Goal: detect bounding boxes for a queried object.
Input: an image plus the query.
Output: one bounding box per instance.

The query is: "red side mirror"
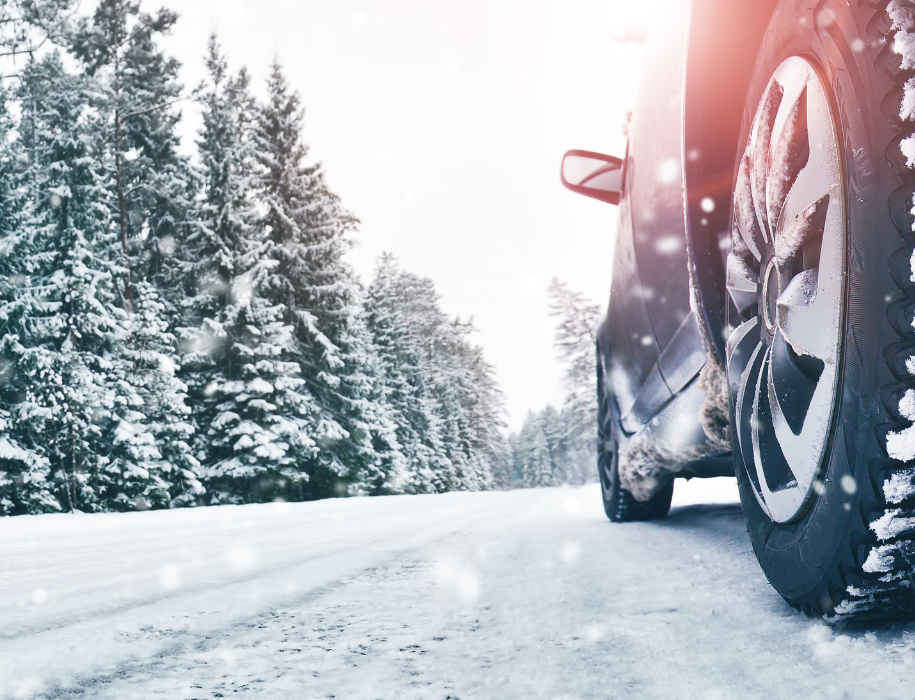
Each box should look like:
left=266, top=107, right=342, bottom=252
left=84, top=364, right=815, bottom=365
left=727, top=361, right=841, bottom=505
left=560, top=150, right=623, bottom=205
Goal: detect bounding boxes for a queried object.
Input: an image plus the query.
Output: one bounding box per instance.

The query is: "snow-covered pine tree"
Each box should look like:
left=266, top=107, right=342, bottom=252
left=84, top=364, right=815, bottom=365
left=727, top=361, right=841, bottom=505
left=0, top=0, right=73, bottom=69
left=366, top=256, right=455, bottom=493
left=428, top=319, right=474, bottom=489
left=331, top=298, right=408, bottom=497
left=508, top=402, right=596, bottom=488
left=0, top=51, right=159, bottom=512
left=542, top=404, right=571, bottom=483
left=558, top=404, right=593, bottom=485
left=0, top=0, right=85, bottom=515
left=119, top=281, right=203, bottom=507
left=252, top=59, right=400, bottom=499
left=365, top=254, right=506, bottom=493
left=181, top=38, right=316, bottom=503
left=443, top=328, right=505, bottom=491
left=69, top=1, right=201, bottom=509
left=515, top=410, right=555, bottom=488
left=548, top=278, right=600, bottom=483
left=72, top=0, right=195, bottom=304
left=0, top=71, right=59, bottom=514
left=499, top=432, right=522, bottom=489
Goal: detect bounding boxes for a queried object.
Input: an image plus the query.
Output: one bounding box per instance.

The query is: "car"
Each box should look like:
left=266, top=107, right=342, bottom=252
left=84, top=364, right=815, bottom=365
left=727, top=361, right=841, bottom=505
left=561, top=0, right=915, bottom=620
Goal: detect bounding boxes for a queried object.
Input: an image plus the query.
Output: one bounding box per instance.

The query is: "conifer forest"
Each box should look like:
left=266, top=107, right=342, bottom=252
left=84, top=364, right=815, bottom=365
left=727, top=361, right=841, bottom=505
left=0, top=0, right=596, bottom=516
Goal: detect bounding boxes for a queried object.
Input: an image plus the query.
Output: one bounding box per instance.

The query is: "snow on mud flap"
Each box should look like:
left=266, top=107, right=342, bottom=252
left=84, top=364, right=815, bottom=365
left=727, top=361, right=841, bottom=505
left=725, top=0, right=915, bottom=620
left=597, top=351, right=674, bottom=522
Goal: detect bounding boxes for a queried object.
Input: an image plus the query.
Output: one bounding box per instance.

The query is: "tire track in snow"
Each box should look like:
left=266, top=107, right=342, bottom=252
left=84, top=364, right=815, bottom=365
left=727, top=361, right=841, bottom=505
left=3, top=490, right=539, bottom=699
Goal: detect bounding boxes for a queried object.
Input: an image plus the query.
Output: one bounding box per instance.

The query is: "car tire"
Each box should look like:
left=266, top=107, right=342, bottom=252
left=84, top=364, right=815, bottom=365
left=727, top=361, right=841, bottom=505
left=597, top=353, right=673, bottom=522
left=725, top=0, right=915, bottom=619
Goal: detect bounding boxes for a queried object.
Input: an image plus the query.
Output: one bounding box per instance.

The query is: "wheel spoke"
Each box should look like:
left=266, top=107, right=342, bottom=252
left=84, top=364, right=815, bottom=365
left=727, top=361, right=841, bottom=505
left=734, top=153, right=764, bottom=260
left=774, top=163, right=837, bottom=250
left=773, top=76, right=841, bottom=241
left=766, top=86, right=810, bottom=232
left=768, top=329, right=822, bottom=435
left=728, top=316, right=764, bottom=494
left=767, top=354, right=835, bottom=492
left=750, top=81, right=784, bottom=243
left=752, top=349, right=796, bottom=493
left=773, top=193, right=830, bottom=267
left=726, top=316, right=761, bottom=395
left=726, top=252, right=758, bottom=315
left=736, top=338, right=766, bottom=496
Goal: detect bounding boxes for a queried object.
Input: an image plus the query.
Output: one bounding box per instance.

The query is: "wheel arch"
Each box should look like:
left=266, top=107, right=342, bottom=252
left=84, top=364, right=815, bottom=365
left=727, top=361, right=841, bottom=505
left=682, top=0, right=779, bottom=364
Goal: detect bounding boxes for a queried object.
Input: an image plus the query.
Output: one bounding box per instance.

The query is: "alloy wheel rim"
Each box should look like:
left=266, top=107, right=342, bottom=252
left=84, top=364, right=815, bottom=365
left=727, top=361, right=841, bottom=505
left=725, top=56, right=845, bottom=524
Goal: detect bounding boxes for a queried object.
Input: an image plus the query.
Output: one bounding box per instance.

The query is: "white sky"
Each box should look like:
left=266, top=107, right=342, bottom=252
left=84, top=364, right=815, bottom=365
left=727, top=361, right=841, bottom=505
left=160, top=0, right=653, bottom=431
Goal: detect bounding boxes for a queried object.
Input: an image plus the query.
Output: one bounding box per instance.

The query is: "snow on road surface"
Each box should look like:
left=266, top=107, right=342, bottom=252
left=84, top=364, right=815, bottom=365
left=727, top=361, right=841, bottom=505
left=4, top=481, right=915, bottom=699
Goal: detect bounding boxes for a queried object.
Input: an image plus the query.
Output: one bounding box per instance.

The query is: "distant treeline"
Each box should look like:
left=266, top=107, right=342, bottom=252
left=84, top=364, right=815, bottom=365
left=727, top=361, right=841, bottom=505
left=504, top=281, right=599, bottom=489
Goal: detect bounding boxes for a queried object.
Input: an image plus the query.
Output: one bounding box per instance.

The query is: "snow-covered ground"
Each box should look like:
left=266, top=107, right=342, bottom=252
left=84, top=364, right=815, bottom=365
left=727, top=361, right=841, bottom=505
left=4, top=480, right=915, bottom=699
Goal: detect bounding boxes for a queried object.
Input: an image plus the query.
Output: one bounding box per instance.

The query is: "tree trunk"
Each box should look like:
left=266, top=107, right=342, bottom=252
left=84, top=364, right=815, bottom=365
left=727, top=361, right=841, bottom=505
left=69, top=423, right=77, bottom=513
left=113, top=50, right=133, bottom=315
left=115, top=105, right=133, bottom=314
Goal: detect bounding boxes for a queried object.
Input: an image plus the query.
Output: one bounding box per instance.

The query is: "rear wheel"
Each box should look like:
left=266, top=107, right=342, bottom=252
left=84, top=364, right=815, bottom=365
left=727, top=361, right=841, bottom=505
left=597, top=354, right=673, bottom=522
left=725, top=0, right=915, bottom=619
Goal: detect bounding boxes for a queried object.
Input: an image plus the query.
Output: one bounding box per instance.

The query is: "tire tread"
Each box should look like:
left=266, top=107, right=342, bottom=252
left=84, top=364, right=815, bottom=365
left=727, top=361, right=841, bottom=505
left=827, top=0, right=915, bottom=620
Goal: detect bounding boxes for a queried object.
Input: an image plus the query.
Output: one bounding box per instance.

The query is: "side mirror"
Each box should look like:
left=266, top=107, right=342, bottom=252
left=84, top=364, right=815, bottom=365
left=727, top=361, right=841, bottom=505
left=560, top=150, right=623, bottom=205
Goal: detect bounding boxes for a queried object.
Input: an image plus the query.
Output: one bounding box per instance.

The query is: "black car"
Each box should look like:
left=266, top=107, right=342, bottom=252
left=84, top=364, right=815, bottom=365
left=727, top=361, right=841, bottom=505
left=562, top=0, right=915, bottom=620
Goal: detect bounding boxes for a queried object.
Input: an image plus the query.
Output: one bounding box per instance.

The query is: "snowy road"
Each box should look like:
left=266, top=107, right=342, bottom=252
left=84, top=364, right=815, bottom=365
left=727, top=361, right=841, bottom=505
left=4, top=483, right=915, bottom=699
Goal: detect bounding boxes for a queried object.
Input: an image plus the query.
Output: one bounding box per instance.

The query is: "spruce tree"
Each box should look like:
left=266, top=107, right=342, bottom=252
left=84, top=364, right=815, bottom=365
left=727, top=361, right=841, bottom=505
left=0, top=52, right=158, bottom=512
left=365, top=255, right=505, bottom=493
left=62, top=1, right=199, bottom=509
left=548, top=278, right=600, bottom=440
left=72, top=0, right=194, bottom=306
left=331, top=298, right=408, bottom=496
left=182, top=39, right=315, bottom=503
left=0, top=0, right=82, bottom=515
left=119, top=281, right=203, bottom=507
left=253, top=59, right=394, bottom=499
left=548, top=278, right=600, bottom=484
left=366, top=256, right=454, bottom=493
left=516, top=411, right=555, bottom=488
left=0, top=0, right=73, bottom=67
left=0, top=74, right=58, bottom=514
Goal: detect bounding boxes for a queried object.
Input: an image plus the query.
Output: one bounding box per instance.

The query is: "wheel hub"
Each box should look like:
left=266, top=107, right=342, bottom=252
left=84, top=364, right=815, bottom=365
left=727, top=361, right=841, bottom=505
left=725, top=56, right=845, bottom=524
